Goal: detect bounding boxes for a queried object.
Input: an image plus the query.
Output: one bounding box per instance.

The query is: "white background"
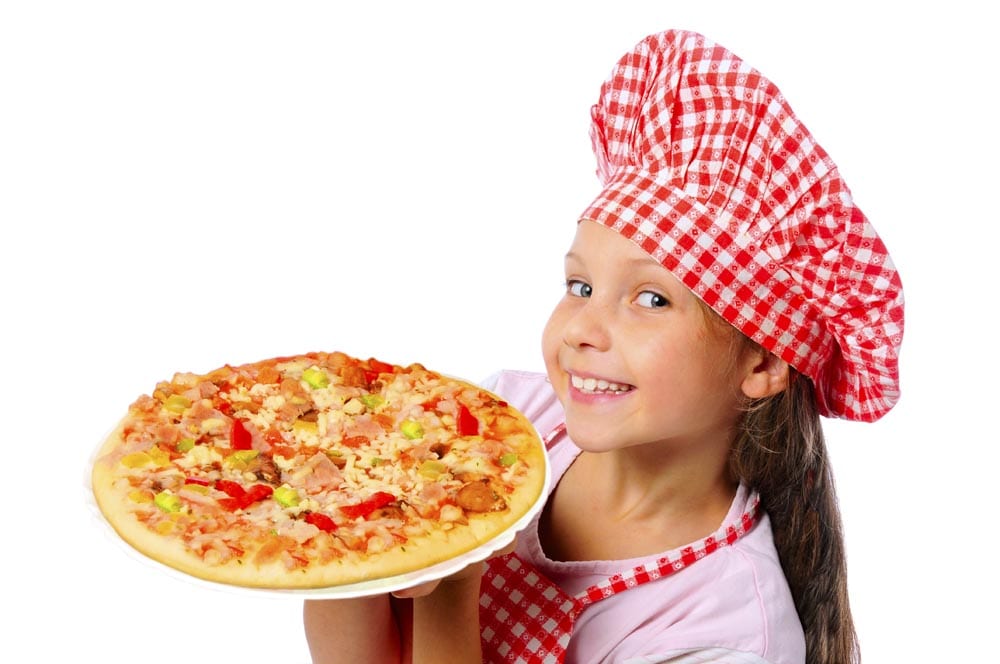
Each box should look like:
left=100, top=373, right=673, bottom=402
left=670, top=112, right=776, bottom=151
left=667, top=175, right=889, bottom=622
left=1, top=1, right=995, bottom=661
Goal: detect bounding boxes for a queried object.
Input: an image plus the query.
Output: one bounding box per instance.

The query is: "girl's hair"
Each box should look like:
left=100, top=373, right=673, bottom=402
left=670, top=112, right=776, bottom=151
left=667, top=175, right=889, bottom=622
left=730, top=369, right=860, bottom=664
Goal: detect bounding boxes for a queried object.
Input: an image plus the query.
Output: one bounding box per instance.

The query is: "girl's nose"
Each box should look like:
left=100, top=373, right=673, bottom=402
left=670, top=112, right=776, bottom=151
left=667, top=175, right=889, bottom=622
left=562, top=299, right=612, bottom=352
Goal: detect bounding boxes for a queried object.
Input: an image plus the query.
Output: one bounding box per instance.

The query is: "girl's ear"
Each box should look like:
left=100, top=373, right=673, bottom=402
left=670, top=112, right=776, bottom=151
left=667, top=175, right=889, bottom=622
left=740, top=349, right=789, bottom=399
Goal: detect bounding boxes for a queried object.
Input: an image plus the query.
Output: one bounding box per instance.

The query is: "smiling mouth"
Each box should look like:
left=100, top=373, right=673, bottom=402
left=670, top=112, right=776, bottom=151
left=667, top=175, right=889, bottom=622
left=570, top=375, right=634, bottom=394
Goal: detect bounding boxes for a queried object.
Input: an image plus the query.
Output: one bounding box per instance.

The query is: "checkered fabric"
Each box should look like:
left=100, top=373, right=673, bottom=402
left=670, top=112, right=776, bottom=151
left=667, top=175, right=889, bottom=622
left=581, top=30, right=904, bottom=421
left=478, top=494, right=760, bottom=663
left=480, top=553, right=584, bottom=663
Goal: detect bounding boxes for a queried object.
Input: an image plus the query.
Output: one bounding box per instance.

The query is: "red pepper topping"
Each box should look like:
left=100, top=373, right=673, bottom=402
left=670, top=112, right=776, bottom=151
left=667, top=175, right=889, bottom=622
left=230, top=418, right=253, bottom=450
left=215, top=480, right=274, bottom=511
left=217, top=498, right=243, bottom=511
left=367, top=358, right=394, bottom=375
left=244, top=484, right=274, bottom=504
left=339, top=491, right=396, bottom=520
left=304, top=512, right=337, bottom=532
left=456, top=404, right=479, bottom=436
left=184, top=476, right=212, bottom=486
left=215, top=479, right=246, bottom=499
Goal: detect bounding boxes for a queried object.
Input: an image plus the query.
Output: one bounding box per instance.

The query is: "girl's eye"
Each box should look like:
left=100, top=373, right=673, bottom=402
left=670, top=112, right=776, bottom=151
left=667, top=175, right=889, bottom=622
left=636, top=291, right=669, bottom=308
left=566, top=280, right=592, bottom=298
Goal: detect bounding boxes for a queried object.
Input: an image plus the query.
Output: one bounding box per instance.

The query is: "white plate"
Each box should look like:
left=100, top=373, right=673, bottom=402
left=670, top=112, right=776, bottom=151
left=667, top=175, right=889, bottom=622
left=85, top=428, right=551, bottom=599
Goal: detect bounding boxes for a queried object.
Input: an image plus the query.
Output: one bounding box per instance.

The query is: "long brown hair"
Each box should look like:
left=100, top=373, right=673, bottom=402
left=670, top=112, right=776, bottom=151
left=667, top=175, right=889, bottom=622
left=730, top=369, right=859, bottom=664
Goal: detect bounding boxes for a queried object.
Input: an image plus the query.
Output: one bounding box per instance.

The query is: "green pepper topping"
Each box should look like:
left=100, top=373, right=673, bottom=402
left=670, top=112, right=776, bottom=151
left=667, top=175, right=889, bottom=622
left=301, top=367, right=329, bottom=389
left=400, top=420, right=423, bottom=440
left=273, top=486, right=300, bottom=507
left=227, top=449, right=259, bottom=463
left=360, top=394, right=385, bottom=409
left=224, top=449, right=259, bottom=471
left=499, top=452, right=518, bottom=467
left=154, top=491, right=182, bottom=513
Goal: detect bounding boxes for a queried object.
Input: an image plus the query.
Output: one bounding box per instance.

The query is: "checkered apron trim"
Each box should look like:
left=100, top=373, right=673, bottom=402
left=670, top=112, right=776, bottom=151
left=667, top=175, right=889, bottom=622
left=478, top=423, right=760, bottom=663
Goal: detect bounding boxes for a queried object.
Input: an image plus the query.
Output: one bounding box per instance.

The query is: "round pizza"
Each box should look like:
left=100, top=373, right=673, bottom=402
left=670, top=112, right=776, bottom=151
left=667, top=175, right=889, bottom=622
left=90, top=351, right=547, bottom=590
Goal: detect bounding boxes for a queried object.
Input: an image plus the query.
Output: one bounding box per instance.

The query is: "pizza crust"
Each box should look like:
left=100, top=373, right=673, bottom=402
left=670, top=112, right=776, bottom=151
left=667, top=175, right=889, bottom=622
left=93, top=466, right=479, bottom=588
left=89, top=356, right=548, bottom=592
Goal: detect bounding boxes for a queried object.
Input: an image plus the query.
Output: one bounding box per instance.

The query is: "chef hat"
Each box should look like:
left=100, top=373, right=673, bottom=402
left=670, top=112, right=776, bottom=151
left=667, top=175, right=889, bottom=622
left=581, top=30, right=904, bottom=422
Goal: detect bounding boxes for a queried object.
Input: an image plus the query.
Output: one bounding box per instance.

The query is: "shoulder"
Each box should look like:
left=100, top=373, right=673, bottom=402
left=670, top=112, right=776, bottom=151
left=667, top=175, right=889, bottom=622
left=575, top=493, right=804, bottom=663
left=710, top=518, right=804, bottom=646
left=638, top=512, right=805, bottom=663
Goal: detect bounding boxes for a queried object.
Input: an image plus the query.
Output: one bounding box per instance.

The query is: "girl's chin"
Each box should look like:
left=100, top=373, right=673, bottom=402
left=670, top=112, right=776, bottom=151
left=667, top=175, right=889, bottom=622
left=562, top=418, right=632, bottom=454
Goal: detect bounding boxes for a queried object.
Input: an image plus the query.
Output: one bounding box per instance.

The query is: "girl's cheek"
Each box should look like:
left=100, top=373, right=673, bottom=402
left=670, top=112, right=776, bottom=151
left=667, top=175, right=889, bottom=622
left=540, top=306, right=566, bottom=373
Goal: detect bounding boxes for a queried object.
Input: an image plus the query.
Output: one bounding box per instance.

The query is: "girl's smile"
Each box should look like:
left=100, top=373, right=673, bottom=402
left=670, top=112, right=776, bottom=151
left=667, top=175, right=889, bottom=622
left=568, top=373, right=634, bottom=395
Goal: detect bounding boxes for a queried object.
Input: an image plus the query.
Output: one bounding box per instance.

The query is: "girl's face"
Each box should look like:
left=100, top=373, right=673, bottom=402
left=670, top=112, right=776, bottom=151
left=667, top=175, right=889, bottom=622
left=542, top=221, right=750, bottom=455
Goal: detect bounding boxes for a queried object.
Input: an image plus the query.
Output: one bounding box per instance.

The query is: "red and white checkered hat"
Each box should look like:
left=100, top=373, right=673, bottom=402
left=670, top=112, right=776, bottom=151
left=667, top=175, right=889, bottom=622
left=581, top=30, right=904, bottom=422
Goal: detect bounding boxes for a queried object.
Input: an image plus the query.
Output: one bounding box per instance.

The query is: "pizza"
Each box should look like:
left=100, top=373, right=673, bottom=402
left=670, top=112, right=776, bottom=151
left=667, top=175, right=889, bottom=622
left=90, top=351, right=547, bottom=590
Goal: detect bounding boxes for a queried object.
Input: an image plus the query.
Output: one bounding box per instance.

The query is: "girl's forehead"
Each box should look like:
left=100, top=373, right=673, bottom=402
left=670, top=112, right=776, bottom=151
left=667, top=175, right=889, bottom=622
left=569, top=221, right=659, bottom=266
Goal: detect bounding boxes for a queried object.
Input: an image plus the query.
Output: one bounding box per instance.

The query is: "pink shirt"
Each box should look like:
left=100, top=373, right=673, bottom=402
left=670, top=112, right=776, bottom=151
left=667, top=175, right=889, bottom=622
left=487, top=370, right=806, bottom=664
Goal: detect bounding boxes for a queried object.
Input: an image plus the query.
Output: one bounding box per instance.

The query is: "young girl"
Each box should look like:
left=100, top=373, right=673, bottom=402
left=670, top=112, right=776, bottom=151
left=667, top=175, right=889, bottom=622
left=303, top=29, right=903, bottom=664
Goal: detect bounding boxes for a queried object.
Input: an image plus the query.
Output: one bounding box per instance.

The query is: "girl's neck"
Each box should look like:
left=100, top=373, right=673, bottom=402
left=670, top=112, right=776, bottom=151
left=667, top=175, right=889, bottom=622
left=578, top=442, right=735, bottom=524
left=540, top=439, right=737, bottom=562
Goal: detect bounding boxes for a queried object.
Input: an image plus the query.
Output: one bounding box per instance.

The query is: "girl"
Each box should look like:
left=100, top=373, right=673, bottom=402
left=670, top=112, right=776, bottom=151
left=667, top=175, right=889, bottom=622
left=303, top=29, right=904, bottom=664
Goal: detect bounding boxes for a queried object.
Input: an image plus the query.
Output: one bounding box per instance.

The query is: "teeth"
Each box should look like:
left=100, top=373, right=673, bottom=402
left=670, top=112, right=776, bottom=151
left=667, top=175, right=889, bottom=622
left=571, top=375, right=631, bottom=394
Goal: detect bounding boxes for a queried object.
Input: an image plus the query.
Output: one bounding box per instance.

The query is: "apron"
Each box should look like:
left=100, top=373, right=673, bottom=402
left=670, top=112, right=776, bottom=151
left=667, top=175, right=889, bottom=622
left=478, top=423, right=760, bottom=664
